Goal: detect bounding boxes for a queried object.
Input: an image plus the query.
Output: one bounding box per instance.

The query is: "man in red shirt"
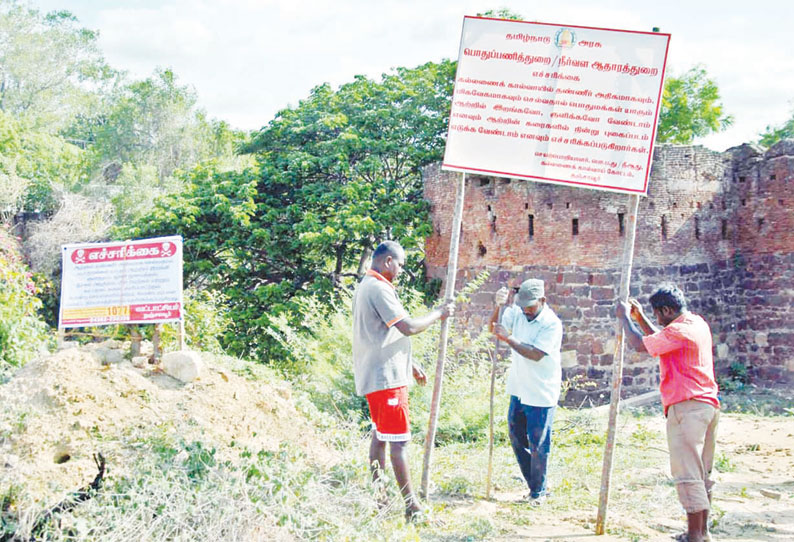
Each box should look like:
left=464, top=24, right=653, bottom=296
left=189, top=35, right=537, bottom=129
left=616, top=284, right=719, bottom=542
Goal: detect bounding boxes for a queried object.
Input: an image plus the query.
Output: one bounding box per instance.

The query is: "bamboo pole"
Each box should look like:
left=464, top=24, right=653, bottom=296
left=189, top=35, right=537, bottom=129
left=421, top=172, right=466, bottom=500
left=595, top=193, right=640, bottom=534
left=485, top=302, right=506, bottom=499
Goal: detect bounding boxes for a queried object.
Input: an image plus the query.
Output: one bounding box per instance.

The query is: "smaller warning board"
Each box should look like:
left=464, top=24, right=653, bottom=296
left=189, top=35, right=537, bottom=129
left=59, top=236, right=183, bottom=328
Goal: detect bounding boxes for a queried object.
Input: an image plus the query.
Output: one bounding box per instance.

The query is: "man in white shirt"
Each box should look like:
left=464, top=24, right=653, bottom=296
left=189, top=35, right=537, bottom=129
left=490, top=278, right=563, bottom=505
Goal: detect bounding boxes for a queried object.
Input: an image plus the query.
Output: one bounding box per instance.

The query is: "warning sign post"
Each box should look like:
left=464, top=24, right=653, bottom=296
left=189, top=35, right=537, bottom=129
left=423, top=18, right=670, bottom=536
left=442, top=17, right=669, bottom=194
left=59, top=236, right=183, bottom=328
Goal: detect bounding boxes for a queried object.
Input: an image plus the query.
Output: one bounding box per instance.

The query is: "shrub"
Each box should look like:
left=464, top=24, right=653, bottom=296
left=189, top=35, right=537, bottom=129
left=160, top=288, right=232, bottom=354
left=0, top=226, right=51, bottom=370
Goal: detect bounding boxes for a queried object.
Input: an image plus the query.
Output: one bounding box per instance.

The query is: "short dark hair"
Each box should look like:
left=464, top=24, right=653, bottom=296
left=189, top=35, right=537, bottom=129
left=649, top=283, right=687, bottom=312
left=372, top=241, right=403, bottom=262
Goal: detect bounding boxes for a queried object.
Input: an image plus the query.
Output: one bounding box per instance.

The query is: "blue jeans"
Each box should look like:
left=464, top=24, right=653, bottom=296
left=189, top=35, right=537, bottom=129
left=508, top=395, right=555, bottom=498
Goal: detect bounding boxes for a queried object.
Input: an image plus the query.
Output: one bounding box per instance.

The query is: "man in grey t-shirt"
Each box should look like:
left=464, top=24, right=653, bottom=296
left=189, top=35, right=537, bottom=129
left=352, top=240, right=453, bottom=522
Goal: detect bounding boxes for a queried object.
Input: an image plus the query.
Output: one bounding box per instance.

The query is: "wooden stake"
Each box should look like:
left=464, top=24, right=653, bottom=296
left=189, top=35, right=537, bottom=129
left=421, top=172, right=466, bottom=499
left=485, top=303, right=505, bottom=499
left=151, top=323, right=162, bottom=362
left=595, top=193, right=640, bottom=534
left=178, top=318, right=186, bottom=351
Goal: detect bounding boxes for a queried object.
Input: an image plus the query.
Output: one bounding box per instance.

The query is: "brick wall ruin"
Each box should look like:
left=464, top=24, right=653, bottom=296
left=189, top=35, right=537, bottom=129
left=423, top=141, right=794, bottom=402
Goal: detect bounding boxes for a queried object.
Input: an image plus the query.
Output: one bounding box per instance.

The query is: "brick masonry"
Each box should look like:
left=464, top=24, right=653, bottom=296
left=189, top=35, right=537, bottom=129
left=423, top=141, right=794, bottom=402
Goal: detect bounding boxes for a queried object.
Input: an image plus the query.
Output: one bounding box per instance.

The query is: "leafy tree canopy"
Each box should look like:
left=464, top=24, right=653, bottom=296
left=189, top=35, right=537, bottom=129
left=0, top=0, right=117, bottom=131
left=758, top=106, right=794, bottom=147
left=477, top=8, right=524, bottom=20
left=657, top=65, right=733, bottom=144
left=63, top=68, right=252, bottom=223
left=124, top=61, right=455, bottom=361
left=0, top=110, right=82, bottom=217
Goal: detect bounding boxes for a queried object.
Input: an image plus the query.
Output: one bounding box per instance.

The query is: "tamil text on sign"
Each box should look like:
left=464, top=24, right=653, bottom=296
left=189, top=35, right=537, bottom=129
left=442, top=17, right=670, bottom=194
left=59, top=236, right=183, bottom=328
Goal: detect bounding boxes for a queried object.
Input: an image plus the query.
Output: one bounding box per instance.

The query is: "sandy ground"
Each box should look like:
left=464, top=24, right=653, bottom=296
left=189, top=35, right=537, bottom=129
left=441, top=412, right=794, bottom=541
left=1, top=344, right=791, bottom=541
left=0, top=342, right=331, bottom=504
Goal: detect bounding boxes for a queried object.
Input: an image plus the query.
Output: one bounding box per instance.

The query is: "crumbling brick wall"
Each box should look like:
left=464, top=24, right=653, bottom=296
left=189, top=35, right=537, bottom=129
left=424, top=141, right=794, bottom=402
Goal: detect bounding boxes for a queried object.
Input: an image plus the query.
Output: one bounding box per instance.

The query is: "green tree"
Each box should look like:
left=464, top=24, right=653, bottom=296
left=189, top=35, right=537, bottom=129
left=66, top=68, right=252, bottom=222
left=758, top=107, right=794, bottom=147
left=243, top=60, right=454, bottom=291
left=0, top=110, right=82, bottom=218
left=124, top=60, right=455, bottom=361
left=0, top=1, right=116, bottom=131
left=477, top=8, right=524, bottom=20
left=656, top=65, right=733, bottom=143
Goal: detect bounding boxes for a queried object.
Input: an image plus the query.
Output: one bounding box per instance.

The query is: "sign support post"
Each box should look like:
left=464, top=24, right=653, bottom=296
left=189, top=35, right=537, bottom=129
left=421, top=172, right=466, bottom=500
left=595, top=192, right=640, bottom=534
left=433, top=16, right=668, bottom=515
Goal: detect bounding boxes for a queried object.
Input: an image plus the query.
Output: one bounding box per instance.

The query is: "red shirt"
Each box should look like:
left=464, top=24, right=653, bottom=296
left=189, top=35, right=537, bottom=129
left=642, top=312, right=720, bottom=415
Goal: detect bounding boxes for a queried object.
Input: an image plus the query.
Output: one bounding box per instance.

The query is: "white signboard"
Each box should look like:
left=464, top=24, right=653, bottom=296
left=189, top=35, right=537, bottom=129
left=59, top=236, right=183, bottom=328
left=443, top=17, right=670, bottom=194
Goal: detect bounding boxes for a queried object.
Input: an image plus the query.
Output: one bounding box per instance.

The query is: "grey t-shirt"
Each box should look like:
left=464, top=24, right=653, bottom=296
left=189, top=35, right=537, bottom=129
left=352, top=271, right=412, bottom=396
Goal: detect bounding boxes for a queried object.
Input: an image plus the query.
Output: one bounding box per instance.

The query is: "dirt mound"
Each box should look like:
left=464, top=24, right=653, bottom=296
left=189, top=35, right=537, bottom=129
left=0, top=342, right=330, bottom=503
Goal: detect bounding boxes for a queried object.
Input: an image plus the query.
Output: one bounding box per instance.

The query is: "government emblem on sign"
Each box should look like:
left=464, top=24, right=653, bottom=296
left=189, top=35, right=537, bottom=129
left=555, top=28, right=576, bottom=48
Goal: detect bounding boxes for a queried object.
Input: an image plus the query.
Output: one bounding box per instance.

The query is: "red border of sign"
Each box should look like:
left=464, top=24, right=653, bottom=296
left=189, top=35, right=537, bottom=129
left=442, top=16, right=671, bottom=195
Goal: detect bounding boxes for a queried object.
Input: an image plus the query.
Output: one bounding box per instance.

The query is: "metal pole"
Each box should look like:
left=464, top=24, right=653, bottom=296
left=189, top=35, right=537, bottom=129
left=421, top=172, right=466, bottom=499
left=595, top=193, right=640, bottom=534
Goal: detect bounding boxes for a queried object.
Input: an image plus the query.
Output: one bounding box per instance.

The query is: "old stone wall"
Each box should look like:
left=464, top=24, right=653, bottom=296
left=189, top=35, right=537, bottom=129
left=423, top=141, right=794, bottom=401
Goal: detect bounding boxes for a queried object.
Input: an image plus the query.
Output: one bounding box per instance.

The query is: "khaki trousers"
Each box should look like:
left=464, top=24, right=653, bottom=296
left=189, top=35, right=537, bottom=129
left=666, top=400, right=719, bottom=513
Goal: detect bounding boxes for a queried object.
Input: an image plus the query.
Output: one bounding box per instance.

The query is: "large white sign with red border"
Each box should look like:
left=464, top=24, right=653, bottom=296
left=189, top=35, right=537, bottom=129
left=443, top=17, right=670, bottom=194
left=59, top=235, right=183, bottom=328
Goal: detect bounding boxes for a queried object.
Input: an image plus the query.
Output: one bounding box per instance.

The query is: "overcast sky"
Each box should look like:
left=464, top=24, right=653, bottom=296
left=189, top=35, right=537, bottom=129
left=30, top=0, right=794, bottom=152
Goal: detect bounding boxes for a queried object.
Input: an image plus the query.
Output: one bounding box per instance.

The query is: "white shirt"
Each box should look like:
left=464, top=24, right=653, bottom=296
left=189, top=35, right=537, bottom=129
left=501, top=303, right=563, bottom=407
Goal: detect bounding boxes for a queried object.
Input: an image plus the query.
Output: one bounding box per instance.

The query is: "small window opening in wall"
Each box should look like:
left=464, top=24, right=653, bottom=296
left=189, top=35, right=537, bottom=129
left=709, top=203, right=714, bottom=209
left=566, top=202, right=570, bottom=209
left=618, top=213, right=625, bottom=236
left=721, top=219, right=727, bottom=239
left=672, top=202, right=677, bottom=208
left=547, top=202, right=553, bottom=210
left=741, top=199, right=746, bottom=206
left=661, top=215, right=667, bottom=240
left=572, top=218, right=579, bottom=236
left=524, top=203, right=529, bottom=210
left=694, top=217, right=700, bottom=239
left=770, top=174, right=776, bottom=180
left=757, top=217, right=764, bottom=231
left=739, top=176, right=746, bottom=182
left=479, top=178, right=490, bottom=186
left=528, top=214, right=534, bottom=239
left=478, top=241, right=487, bottom=257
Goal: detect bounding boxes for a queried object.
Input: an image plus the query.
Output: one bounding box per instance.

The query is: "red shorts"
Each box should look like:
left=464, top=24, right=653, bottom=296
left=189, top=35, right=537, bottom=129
left=366, top=386, right=411, bottom=442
